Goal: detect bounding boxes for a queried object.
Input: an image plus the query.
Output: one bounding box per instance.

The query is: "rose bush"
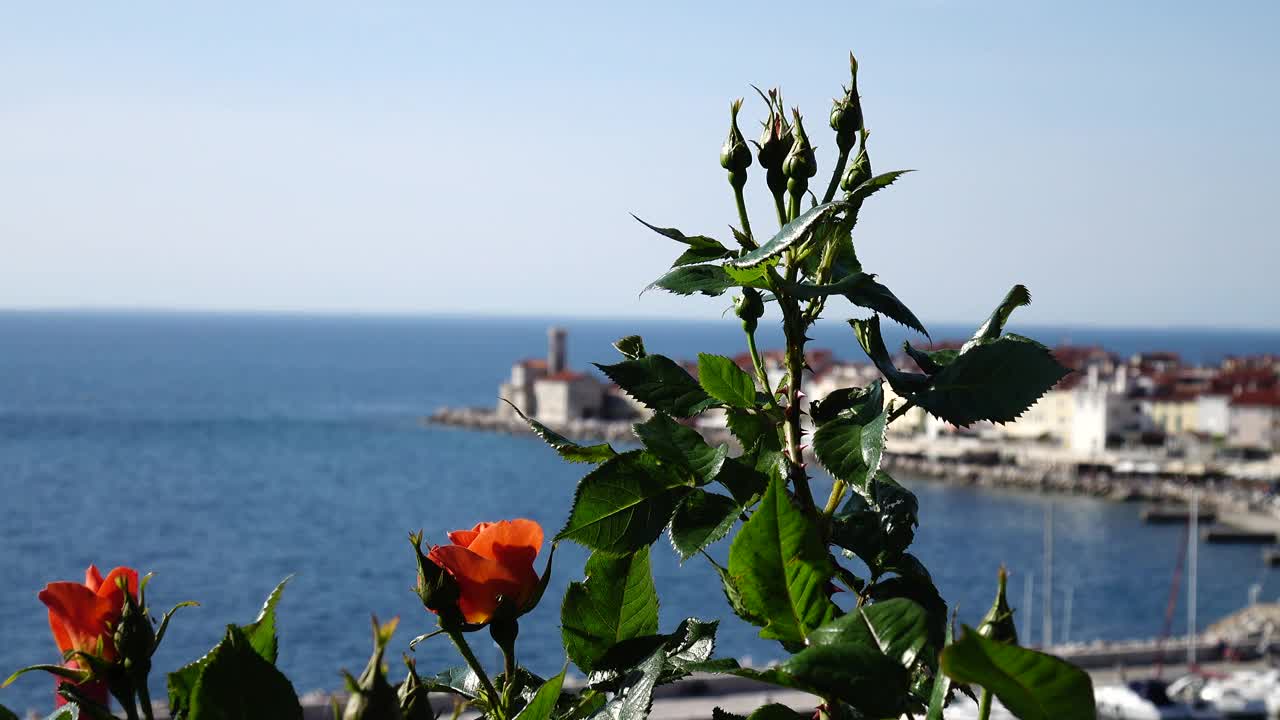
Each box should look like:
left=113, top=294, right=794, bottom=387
left=2, top=53, right=1099, bottom=720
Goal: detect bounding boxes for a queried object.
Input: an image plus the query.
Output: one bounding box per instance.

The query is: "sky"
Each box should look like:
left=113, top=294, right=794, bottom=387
left=1, top=2, right=1277, bottom=329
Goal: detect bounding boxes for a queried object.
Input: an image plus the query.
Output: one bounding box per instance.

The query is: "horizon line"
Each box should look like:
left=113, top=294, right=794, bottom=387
left=1, top=305, right=1278, bottom=335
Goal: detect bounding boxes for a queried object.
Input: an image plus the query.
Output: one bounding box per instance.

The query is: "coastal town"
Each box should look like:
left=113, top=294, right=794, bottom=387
left=432, top=326, right=1280, bottom=489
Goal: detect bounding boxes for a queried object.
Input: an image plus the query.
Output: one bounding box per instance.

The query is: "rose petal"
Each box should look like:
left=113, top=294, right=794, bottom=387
left=38, top=583, right=115, bottom=657
left=447, top=521, right=494, bottom=548
left=83, top=566, right=104, bottom=593
left=467, top=519, right=543, bottom=571
left=428, top=544, right=527, bottom=624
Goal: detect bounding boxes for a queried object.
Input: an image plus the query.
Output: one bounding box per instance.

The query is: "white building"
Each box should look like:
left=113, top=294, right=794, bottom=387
left=496, top=327, right=612, bottom=425
left=1229, top=391, right=1280, bottom=450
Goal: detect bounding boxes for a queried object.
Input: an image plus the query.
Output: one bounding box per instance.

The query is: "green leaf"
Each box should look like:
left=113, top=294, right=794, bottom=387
left=723, top=263, right=774, bottom=290
left=904, top=342, right=958, bottom=375
left=744, top=705, right=811, bottom=720
left=502, top=400, right=617, bottom=464
left=812, top=415, right=865, bottom=483
left=561, top=548, right=660, bottom=673
left=697, top=353, right=758, bottom=409
left=809, top=380, right=882, bottom=426
left=427, top=666, right=486, bottom=700
left=729, top=201, right=847, bottom=269
left=187, top=626, right=302, bottom=720
left=707, top=555, right=767, bottom=628
left=725, top=409, right=776, bottom=451
left=713, top=710, right=747, bottom=720
left=512, top=667, right=567, bottom=720
left=911, top=335, right=1070, bottom=426
left=169, top=578, right=291, bottom=718
left=0, top=704, right=17, bottom=720
left=871, top=554, right=949, bottom=653
left=940, top=627, right=1096, bottom=720
left=727, top=476, right=837, bottom=646
left=807, top=598, right=929, bottom=669
left=595, top=355, right=717, bottom=417
left=716, top=456, right=770, bottom=508
left=844, top=276, right=929, bottom=338
left=689, top=651, right=911, bottom=719
left=613, top=335, right=646, bottom=360
left=847, top=170, right=914, bottom=202
left=926, top=615, right=956, bottom=720
left=597, top=649, right=665, bottom=720
left=41, top=708, right=78, bottom=720
left=633, top=413, right=727, bottom=483
left=673, top=243, right=734, bottom=267
left=556, top=451, right=691, bottom=554
left=631, top=215, right=723, bottom=249
left=669, top=489, right=739, bottom=560
left=850, top=316, right=929, bottom=393
left=647, top=264, right=736, bottom=297
left=963, top=284, right=1032, bottom=352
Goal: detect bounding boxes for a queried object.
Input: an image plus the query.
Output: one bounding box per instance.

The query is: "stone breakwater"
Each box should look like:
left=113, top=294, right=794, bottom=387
left=426, top=407, right=1277, bottom=519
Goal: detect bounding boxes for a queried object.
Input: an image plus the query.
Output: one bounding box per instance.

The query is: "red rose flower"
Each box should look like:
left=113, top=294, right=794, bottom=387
left=427, top=519, right=543, bottom=625
left=38, top=565, right=139, bottom=706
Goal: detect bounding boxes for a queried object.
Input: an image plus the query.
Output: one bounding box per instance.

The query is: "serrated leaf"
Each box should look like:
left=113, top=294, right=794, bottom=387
left=807, top=598, right=929, bottom=669
left=503, top=399, right=617, bottom=463
left=707, top=555, right=767, bottom=628
left=556, top=451, right=691, bottom=554
left=725, top=408, right=776, bottom=451
left=630, top=215, right=721, bottom=247
left=168, top=578, right=290, bottom=718
left=873, top=553, right=948, bottom=654
left=647, top=264, right=736, bottom=297
left=940, top=628, right=1096, bottom=720
left=844, top=275, right=929, bottom=337
left=729, top=202, right=847, bottom=269
left=716, top=456, right=769, bottom=508
left=613, top=335, right=646, bottom=360
left=904, top=343, right=958, bottom=375
left=812, top=414, right=882, bottom=492
left=41, top=708, right=77, bottom=720
left=847, top=169, right=914, bottom=202
left=427, top=666, right=486, bottom=700
left=187, top=626, right=302, bottom=720
left=512, top=666, right=567, bottom=720
left=723, top=263, right=774, bottom=290
left=850, top=316, right=929, bottom=393
left=697, top=353, right=758, bottom=409
left=597, top=649, right=664, bottom=720
left=595, top=356, right=717, bottom=417
left=911, top=335, right=1070, bottom=426
left=669, top=490, right=739, bottom=560
left=727, top=476, right=837, bottom=646
left=673, top=244, right=733, bottom=267
left=561, top=548, right=660, bottom=673
left=633, top=413, right=727, bottom=483
left=810, top=379, right=883, bottom=426
left=963, top=284, right=1032, bottom=352
left=0, top=705, right=17, bottom=720
left=713, top=709, right=747, bottom=720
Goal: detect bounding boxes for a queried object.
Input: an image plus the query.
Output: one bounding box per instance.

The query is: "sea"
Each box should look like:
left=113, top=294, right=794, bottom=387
left=1, top=311, right=1278, bottom=712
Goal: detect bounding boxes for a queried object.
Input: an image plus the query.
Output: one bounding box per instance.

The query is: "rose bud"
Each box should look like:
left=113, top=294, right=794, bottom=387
left=427, top=519, right=544, bottom=626
left=783, top=110, right=817, bottom=206
left=753, top=87, right=793, bottom=200
left=398, top=655, right=432, bottom=720
left=829, top=53, right=864, bottom=153
left=734, top=288, right=765, bottom=333
left=720, top=98, right=752, bottom=189
left=977, top=566, right=1019, bottom=645
left=341, top=616, right=403, bottom=720
left=840, top=130, right=872, bottom=193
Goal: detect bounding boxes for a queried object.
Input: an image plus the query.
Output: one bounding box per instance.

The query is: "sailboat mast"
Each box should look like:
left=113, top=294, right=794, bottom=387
left=1187, top=488, right=1199, bottom=667
left=1044, top=500, right=1054, bottom=647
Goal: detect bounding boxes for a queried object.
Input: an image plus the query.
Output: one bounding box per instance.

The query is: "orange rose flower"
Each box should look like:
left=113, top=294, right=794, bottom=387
left=427, top=519, right=543, bottom=625
left=37, top=565, right=138, bottom=706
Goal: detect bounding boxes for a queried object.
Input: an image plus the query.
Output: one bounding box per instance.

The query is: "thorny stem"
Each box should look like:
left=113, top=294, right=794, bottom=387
left=779, top=252, right=816, bottom=513
left=888, top=399, right=916, bottom=425
left=447, top=631, right=503, bottom=719
left=821, top=147, right=850, bottom=205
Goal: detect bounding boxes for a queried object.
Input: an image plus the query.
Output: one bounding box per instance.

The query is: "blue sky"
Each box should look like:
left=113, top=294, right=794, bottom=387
left=2, top=2, right=1277, bottom=328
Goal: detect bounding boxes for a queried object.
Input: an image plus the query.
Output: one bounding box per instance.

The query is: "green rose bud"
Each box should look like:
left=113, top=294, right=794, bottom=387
left=977, top=566, right=1019, bottom=645
left=830, top=53, right=864, bottom=153
left=720, top=98, right=752, bottom=189
left=753, top=87, right=793, bottom=200
left=397, top=656, right=433, bottom=720
left=342, top=616, right=404, bottom=720
left=782, top=110, right=817, bottom=203
left=113, top=588, right=155, bottom=682
left=840, top=130, right=871, bottom=192
left=734, top=288, right=765, bottom=333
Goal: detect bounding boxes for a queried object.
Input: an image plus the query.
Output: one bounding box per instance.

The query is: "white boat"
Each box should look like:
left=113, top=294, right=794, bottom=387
left=1095, top=679, right=1220, bottom=720
left=1169, top=674, right=1267, bottom=719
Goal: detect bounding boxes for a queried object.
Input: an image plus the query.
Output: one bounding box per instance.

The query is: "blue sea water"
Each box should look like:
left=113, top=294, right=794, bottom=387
left=0, top=311, right=1278, bottom=713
